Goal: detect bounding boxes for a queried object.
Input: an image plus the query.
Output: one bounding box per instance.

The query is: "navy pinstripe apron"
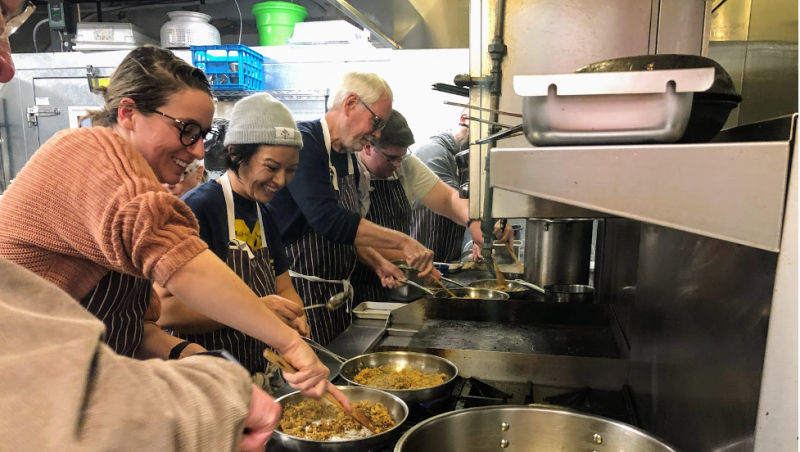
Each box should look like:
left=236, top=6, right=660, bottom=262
left=351, top=177, right=410, bottom=304
left=80, top=271, right=151, bottom=357
left=286, top=119, right=358, bottom=346
left=411, top=207, right=467, bottom=263
left=177, top=173, right=276, bottom=377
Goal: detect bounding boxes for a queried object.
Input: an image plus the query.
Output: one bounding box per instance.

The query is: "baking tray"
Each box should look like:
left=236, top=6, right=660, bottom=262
left=353, top=302, right=407, bottom=320
left=513, top=67, right=715, bottom=145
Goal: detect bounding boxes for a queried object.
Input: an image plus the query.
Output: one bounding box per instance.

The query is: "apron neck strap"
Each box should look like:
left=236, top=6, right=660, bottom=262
left=220, top=172, right=265, bottom=259
left=320, top=116, right=354, bottom=192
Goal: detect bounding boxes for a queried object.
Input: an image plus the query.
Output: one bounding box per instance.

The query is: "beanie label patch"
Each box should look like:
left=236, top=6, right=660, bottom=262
left=275, top=127, right=295, bottom=140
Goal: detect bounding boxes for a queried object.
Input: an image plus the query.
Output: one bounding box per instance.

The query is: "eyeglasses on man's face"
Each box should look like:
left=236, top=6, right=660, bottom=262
left=374, top=146, right=408, bottom=165
left=360, top=99, right=387, bottom=132
left=153, top=109, right=217, bottom=147
left=1, top=1, right=35, bottom=39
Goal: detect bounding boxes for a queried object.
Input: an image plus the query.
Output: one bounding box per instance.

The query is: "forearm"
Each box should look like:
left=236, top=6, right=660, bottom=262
left=372, top=248, right=408, bottom=263
left=135, top=322, right=207, bottom=359
left=357, top=246, right=402, bottom=269
left=165, top=250, right=299, bottom=353
left=422, top=182, right=470, bottom=226
left=157, top=287, right=226, bottom=335
left=354, top=219, right=411, bottom=249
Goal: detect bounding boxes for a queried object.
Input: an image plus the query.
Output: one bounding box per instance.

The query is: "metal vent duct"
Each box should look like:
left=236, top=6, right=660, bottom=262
left=324, top=0, right=469, bottom=49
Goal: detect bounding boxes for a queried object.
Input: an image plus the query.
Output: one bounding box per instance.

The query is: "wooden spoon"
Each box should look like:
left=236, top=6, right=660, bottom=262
left=492, top=251, right=509, bottom=289
left=432, top=276, right=458, bottom=298
left=506, top=243, right=525, bottom=274
left=262, top=349, right=377, bottom=434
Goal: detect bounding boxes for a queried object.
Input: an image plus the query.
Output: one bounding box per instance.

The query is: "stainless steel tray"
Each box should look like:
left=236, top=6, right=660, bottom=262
left=513, top=67, right=715, bottom=145
left=353, top=302, right=406, bottom=320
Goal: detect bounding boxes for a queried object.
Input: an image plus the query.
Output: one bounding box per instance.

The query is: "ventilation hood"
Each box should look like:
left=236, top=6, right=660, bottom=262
left=324, top=0, right=468, bottom=49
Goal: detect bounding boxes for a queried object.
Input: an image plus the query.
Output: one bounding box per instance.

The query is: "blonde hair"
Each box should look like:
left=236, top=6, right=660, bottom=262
left=328, top=72, right=393, bottom=110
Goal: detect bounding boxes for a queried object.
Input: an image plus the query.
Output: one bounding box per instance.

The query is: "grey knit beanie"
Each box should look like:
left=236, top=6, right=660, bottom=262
left=223, top=93, right=303, bottom=149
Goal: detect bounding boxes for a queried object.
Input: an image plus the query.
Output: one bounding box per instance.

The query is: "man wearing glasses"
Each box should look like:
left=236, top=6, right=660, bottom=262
left=350, top=109, right=489, bottom=303
left=268, top=72, right=434, bottom=346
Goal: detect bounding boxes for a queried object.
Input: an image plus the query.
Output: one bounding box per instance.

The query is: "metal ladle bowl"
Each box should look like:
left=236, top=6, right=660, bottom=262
left=303, top=291, right=349, bottom=311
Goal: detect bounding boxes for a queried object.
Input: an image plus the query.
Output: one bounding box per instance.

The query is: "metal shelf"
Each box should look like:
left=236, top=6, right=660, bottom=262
left=490, top=116, right=796, bottom=252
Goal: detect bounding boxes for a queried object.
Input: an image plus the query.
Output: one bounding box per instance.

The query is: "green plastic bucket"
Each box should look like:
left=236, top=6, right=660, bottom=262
left=251, top=1, right=308, bottom=46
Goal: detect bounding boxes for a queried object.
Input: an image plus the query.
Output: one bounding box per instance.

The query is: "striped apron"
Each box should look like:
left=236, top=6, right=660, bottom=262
left=177, top=174, right=276, bottom=378
left=79, top=271, right=151, bottom=357
left=351, top=177, right=410, bottom=304
left=410, top=207, right=467, bottom=263
left=286, top=123, right=359, bottom=346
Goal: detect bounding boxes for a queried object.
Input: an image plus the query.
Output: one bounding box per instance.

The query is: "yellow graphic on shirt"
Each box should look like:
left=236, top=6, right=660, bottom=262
left=234, top=219, right=264, bottom=250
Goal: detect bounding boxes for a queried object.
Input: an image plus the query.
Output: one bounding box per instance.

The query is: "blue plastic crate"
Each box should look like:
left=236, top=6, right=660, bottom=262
left=191, top=44, right=264, bottom=92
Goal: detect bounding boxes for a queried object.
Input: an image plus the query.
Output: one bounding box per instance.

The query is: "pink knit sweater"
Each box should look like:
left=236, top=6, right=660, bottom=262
left=0, top=127, right=208, bottom=300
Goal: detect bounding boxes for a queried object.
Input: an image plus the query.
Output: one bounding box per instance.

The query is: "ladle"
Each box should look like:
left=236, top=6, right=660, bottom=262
left=397, top=279, right=436, bottom=297
left=303, top=292, right=348, bottom=311
left=302, top=337, right=347, bottom=364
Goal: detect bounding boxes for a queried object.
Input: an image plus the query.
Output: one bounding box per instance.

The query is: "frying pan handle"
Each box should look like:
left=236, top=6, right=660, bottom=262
left=302, top=337, right=348, bottom=364
left=514, top=279, right=546, bottom=293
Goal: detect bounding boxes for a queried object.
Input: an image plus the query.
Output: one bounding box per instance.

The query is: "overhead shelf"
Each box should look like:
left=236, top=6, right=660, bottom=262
left=490, top=116, right=796, bottom=252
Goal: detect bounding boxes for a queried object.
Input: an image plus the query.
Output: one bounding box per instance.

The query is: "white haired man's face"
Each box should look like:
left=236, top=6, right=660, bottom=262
left=338, top=91, right=391, bottom=154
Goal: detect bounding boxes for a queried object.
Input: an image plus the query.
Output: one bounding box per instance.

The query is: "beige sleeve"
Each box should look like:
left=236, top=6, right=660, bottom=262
left=0, top=257, right=251, bottom=452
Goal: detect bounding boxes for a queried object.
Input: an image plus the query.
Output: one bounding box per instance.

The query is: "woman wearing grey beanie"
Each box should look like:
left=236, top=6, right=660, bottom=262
left=158, top=93, right=310, bottom=387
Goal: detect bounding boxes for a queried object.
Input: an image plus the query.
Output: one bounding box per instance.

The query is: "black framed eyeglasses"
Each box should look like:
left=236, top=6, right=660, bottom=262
left=360, top=100, right=387, bottom=132
left=2, top=1, right=36, bottom=39
left=374, top=146, right=408, bottom=164
left=153, top=109, right=217, bottom=147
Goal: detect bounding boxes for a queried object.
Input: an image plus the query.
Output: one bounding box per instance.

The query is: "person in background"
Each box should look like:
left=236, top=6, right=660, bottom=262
left=162, top=159, right=208, bottom=197
left=159, top=93, right=310, bottom=391
left=351, top=110, right=508, bottom=302
left=411, top=112, right=512, bottom=262
left=0, top=42, right=347, bottom=423
left=268, top=72, right=434, bottom=345
left=0, top=5, right=287, bottom=451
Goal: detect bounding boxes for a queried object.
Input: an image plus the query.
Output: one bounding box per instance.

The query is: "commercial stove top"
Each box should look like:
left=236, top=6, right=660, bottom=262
left=268, top=376, right=638, bottom=452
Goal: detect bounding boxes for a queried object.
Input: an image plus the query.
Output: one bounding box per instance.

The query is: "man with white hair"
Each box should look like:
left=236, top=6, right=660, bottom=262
left=268, top=72, right=434, bottom=345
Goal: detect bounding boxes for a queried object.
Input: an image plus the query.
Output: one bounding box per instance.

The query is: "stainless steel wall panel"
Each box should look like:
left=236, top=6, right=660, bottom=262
left=491, top=138, right=792, bottom=252
left=753, top=137, right=798, bottom=452
left=738, top=41, right=799, bottom=126
left=628, top=225, right=778, bottom=452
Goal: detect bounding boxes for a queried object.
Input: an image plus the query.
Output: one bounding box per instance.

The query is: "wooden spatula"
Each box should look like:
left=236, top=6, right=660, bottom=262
left=262, top=349, right=377, bottom=433
left=506, top=243, right=524, bottom=274
left=432, top=276, right=457, bottom=298
left=492, top=251, right=509, bottom=289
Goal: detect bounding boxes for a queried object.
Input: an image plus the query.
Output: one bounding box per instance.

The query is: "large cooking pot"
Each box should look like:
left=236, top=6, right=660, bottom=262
left=339, top=351, right=459, bottom=405
left=576, top=54, right=742, bottom=143
left=394, top=405, right=679, bottom=452
left=431, top=287, right=510, bottom=300
left=273, top=386, right=409, bottom=452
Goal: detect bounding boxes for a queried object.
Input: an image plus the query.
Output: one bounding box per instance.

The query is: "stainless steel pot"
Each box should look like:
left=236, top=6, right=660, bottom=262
left=431, top=287, right=510, bottom=300
left=339, top=351, right=459, bottom=405
left=523, top=219, right=593, bottom=287
left=388, top=260, right=425, bottom=301
left=544, top=284, right=595, bottom=303
left=394, top=405, right=679, bottom=452
left=273, top=386, right=409, bottom=452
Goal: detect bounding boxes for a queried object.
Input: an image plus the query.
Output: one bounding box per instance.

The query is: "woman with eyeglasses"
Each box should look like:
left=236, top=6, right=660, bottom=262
left=0, top=46, right=346, bottom=406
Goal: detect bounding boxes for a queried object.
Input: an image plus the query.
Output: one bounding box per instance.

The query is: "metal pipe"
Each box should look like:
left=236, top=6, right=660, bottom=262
left=480, top=0, right=508, bottom=275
